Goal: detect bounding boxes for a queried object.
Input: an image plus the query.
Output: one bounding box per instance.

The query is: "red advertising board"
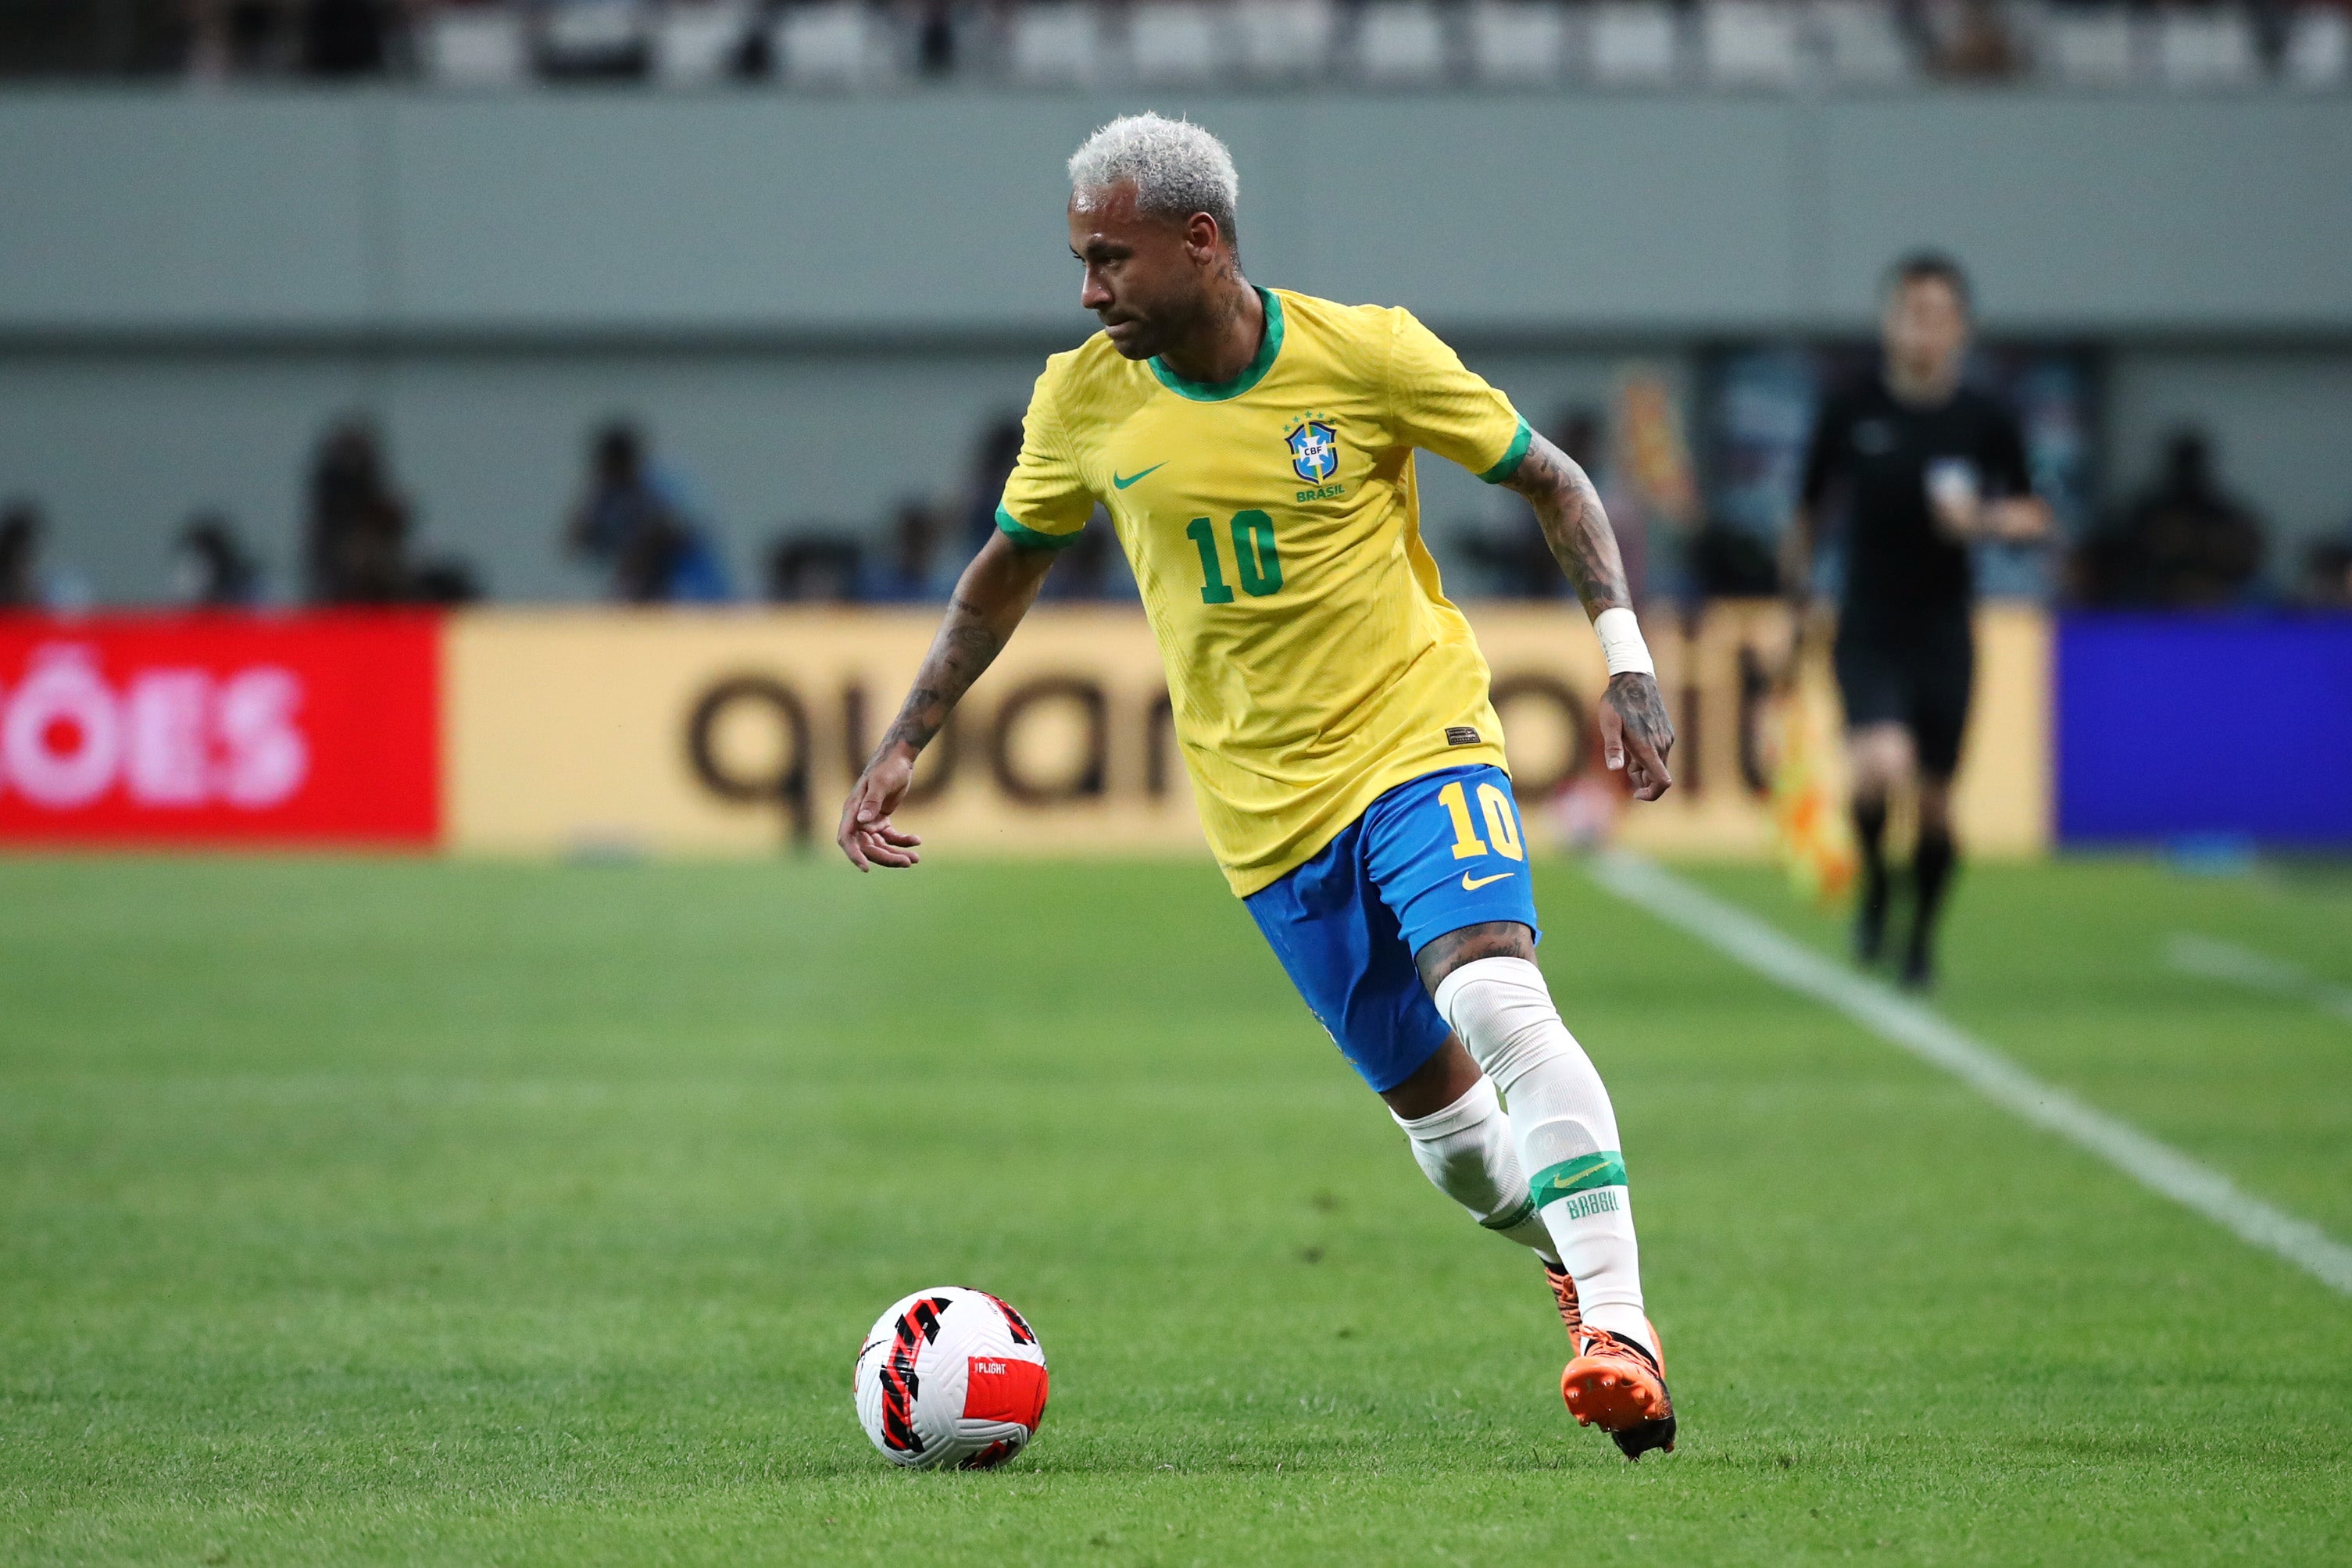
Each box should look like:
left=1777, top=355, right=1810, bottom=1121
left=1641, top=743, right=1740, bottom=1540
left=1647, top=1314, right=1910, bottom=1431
left=0, top=613, right=440, bottom=847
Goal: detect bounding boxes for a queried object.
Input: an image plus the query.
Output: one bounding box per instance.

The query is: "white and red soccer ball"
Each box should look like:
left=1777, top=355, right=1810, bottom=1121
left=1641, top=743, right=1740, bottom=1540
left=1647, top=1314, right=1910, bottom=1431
left=853, top=1287, right=1049, bottom=1470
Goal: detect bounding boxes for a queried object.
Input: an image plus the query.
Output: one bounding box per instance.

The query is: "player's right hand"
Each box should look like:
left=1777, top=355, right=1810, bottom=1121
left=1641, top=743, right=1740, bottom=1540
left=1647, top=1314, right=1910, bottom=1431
left=1600, top=673, right=1675, bottom=802
left=837, top=748, right=924, bottom=872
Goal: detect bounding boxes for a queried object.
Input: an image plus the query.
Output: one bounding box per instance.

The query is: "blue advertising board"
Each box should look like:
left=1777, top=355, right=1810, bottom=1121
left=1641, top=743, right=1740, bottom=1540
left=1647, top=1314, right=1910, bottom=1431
left=2059, top=615, right=2352, bottom=845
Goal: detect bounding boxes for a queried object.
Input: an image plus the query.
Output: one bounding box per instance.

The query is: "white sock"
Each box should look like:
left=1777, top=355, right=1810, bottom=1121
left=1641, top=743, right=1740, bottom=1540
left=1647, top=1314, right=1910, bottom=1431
left=1433, top=956, right=1652, bottom=1355
left=1390, top=1077, right=1560, bottom=1263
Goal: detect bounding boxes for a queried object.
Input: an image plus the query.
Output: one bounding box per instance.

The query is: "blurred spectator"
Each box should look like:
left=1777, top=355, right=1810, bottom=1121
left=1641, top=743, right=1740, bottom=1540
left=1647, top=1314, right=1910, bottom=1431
left=408, top=559, right=483, bottom=603
left=766, top=534, right=863, bottom=603
left=1459, top=407, right=1600, bottom=598
left=2075, top=428, right=2266, bottom=608
left=306, top=416, right=413, bottom=604
left=190, top=0, right=292, bottom=74
left=859, top=499, right=951, bottom=602
left=2300, top=530, right=2352, bottom=610
left=962, top=414, right=1027, bottom=554
left=0, top=500, right=45, bottom=608
left=567, top=422, right=732, bottom=603
left=300, top=0, right=390, bottom=75
left=1690, top=519, right=1783, bottom=597
left=914, top=0, right=956, bottom=76
left=0, top=498, right=89, bottom=612
left=172, top=510, right=264, bottom=608
left=1038, top=508, right=1119, bottom=601
left=1931, top=0, right=2019, bottom=80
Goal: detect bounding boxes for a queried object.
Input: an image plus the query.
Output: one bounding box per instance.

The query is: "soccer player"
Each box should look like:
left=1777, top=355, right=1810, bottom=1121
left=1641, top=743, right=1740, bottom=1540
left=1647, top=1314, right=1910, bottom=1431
left=1785, top=254, right=2049, bottom=991
left=837, top=115, right=1678, bottom=1459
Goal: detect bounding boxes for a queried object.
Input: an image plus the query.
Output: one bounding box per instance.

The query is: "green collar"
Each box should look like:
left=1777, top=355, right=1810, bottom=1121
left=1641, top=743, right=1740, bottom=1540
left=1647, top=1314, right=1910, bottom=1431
left=1149, top=288, right=1284, bottom=402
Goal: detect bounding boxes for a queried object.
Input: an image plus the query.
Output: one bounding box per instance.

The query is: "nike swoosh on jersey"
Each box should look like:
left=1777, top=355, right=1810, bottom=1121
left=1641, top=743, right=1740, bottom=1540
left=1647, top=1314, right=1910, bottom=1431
left=1111, top=463, right=1167, bottom=490
left=1460, top=871, right=1517, bottom=891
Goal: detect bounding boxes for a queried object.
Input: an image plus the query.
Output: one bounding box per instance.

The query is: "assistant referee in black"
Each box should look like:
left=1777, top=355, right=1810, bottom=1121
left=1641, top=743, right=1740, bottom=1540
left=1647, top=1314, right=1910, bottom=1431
left=1785, top=253, right=2049, bottom=990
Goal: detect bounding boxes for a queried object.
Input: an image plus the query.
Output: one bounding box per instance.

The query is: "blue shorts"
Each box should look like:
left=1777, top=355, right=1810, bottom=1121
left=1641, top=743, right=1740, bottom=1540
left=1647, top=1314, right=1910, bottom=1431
left=1245, top=764, right=1543, bottom=1094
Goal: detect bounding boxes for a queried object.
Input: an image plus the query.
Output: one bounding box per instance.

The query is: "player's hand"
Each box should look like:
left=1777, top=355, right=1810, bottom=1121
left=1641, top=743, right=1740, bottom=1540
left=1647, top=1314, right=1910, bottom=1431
left=1599, top=673, right=1675, bottom=802
left=1928, top=491, right=1982, bottom=541
left=837, top=746, right=924, bottom=871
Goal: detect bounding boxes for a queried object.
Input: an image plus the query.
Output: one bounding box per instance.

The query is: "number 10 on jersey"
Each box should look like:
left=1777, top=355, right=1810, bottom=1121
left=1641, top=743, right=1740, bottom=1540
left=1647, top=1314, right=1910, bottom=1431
left=1187, top=511, right=1283, bottom=603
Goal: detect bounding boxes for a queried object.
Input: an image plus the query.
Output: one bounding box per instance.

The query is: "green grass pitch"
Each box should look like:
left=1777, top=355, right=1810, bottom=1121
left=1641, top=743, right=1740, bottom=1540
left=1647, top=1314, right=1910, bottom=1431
left=2, top=852, right=2348, bottom=1564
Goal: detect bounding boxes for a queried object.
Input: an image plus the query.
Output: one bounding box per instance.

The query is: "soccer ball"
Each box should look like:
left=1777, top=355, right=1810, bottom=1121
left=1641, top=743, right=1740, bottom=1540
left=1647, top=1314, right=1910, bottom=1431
left=853, top=1286, right=1049, bottom=1470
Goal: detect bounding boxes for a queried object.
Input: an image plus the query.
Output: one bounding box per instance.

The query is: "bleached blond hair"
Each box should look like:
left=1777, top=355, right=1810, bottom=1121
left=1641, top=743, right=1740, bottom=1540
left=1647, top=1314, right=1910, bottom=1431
left=1067, top=113, right=1239, bottom=244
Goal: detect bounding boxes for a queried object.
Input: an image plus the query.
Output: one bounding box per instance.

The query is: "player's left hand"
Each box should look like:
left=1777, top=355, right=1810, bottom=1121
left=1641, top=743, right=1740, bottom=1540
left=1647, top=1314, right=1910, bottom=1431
left=1600, top=673, right=1675, bottom=802
left=837, top=746, right=926, bottom=872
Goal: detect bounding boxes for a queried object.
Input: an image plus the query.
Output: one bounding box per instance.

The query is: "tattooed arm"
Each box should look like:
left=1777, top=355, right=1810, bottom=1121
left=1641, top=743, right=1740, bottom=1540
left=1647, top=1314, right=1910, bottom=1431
left=1500, top=433, right=1676, bottom=801
left=836, top=531, right=1056, bottom=870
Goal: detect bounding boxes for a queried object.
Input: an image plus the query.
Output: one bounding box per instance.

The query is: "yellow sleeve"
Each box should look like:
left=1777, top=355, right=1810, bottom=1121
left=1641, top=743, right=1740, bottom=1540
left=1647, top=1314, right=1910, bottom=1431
left=1385, top=309, right=1532, bottom=484
left=995, top=363, right=1098, bottom=552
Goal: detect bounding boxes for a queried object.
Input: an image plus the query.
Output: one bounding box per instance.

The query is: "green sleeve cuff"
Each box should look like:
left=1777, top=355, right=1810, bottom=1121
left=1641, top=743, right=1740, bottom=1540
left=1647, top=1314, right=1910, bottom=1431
left=1477, top=419, right=1535, bottom=484
left=995, top=504, right=1085, bottom=552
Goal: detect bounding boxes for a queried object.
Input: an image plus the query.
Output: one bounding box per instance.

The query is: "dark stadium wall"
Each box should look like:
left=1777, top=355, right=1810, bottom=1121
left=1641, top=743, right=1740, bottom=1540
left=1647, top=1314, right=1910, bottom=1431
left=2, top=90, right=2350, bottom=605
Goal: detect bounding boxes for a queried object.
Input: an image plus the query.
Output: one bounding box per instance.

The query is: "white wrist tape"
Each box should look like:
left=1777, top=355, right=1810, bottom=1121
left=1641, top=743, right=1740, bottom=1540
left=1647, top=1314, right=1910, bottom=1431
left=1592, top=607, right=1655, bottom=678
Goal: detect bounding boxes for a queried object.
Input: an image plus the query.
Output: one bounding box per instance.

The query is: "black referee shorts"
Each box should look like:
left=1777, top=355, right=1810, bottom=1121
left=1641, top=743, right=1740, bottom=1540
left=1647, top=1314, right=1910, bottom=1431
left=1833, top=616, right=1975, bottom=780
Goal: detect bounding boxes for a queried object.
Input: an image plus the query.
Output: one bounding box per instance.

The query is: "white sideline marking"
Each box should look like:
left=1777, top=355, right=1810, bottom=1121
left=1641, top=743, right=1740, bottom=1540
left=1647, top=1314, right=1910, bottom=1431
left=2166, top=933, right=2352, bottom=1027
left=1589, top=852, right=2352, bottom=1299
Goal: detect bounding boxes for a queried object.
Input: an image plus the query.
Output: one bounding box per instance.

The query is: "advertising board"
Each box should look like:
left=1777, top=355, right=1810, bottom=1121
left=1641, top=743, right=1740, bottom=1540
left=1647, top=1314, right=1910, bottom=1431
left=445, top=603, right=2050, bottom=863
left=0, top=613, right=440, bottom=847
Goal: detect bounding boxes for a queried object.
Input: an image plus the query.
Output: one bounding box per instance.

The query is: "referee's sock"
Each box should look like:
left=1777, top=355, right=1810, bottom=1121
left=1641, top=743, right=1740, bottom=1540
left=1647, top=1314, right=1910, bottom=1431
left=1853, top=797, right=1890, bottom=959
left=1910, top=825, right=1957, bottom=965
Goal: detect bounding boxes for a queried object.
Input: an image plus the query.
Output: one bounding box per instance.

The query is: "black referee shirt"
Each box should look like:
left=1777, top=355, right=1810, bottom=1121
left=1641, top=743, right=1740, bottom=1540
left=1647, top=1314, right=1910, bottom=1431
left=1799, top=376, right=2031, bottom=638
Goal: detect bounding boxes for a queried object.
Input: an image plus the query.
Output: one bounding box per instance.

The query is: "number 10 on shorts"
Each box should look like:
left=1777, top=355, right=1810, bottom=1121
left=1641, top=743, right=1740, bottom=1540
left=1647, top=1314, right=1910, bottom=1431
left=1439, top=780, right=1523, bottom=861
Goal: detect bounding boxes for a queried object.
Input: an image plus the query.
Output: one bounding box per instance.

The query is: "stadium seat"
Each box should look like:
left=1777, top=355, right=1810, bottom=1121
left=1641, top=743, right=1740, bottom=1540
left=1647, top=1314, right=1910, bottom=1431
left=1810, top=0, right=1915, bottom=85
left=778, top=2, right=888, bottom=91
left=1355, top=2, right=1449, bottom=84
left=1129, top=3, right=1231, bottom=86
left=1009, top=3, right=1106, bottom=88
left=652, top=2, right=751, bottom=86
left=2039, top=7, right=2142, bottom=88
left=1700, top=0, right=1804, bottom=87
left=1587, top=1, right=1680, bottom=85
left=2153, top=8, right=2259, bottom=88
left=538, top=0, right=650, bottom=77
left=2283, top=5, right=2352, bottom=89
left=420, top=4, right=530, bottom=87
left=1235, top=0, right=1338, bottom=80
left=1466, top=1, right=1571, bottom=85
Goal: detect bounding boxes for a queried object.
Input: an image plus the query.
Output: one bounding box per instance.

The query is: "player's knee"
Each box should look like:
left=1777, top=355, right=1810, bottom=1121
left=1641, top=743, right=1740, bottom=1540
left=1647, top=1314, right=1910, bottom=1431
left=1431, top=955, right=1578, bottom=1090
left=1390, top=1076, right=1519, bottom=1220
left=1414, top=920, right=1536, bottom=996
left=1848, top=729, right=1913, bottom=796
left=1915, top=780, right=1955, bottom=833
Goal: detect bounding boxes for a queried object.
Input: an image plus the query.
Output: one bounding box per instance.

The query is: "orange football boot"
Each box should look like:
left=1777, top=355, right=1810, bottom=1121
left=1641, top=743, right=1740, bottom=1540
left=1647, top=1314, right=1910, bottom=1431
left=1540, top=1259, right=1583, bottom=1339
left=1561, top=1316, right=1677, bottom=1460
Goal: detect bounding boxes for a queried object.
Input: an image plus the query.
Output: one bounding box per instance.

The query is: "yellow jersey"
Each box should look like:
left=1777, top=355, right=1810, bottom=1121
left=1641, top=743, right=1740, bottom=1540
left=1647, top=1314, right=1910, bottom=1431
left=996, top=287, right=1532, bottom=895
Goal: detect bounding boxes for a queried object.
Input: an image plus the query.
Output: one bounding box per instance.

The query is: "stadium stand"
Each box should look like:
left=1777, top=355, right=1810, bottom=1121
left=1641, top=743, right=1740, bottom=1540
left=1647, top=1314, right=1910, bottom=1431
left=1465, top=2, right=1571, bottom=87
left=1235, top=0, right=1339, bottom=82
left=777, top=2, right=885, bottom=91
left=9, top=0, right=2352, bottom=92
left=1353, top=2, right=1447, bottom=88
left=1588, top=1, right=1682, bottom=86
left=1700, top=0, right=1806, bottom=88
left=420, top=3, right=529, bottom=88
left=1008, top=2, right=1106, bottom=90
left=651, top=1, right=749, bottom=87
left=1129, top=3, right=1228, bottom=87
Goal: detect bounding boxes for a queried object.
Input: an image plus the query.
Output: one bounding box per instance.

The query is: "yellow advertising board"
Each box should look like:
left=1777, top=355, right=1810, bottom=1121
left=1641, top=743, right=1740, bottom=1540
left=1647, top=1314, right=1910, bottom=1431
left=443, top=603, right=2048, bottom=862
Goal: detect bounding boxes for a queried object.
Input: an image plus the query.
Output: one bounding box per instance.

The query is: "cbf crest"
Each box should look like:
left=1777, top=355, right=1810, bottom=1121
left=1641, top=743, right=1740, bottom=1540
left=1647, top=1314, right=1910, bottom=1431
left=1285, top=417, right=1340, bottom=485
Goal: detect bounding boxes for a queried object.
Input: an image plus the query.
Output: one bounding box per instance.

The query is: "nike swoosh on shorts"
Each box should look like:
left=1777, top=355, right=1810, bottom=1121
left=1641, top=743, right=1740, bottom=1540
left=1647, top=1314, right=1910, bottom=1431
left=1460, top=871, right=1516, bottom=891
